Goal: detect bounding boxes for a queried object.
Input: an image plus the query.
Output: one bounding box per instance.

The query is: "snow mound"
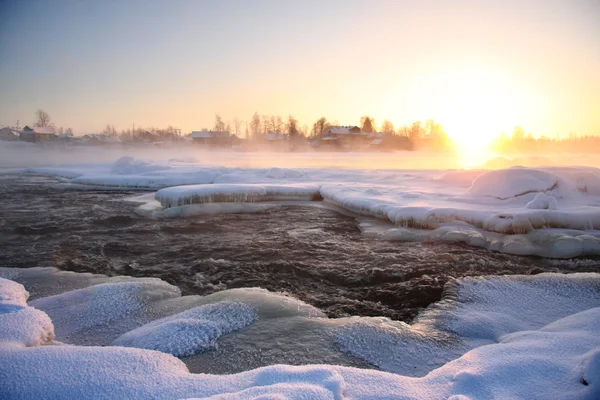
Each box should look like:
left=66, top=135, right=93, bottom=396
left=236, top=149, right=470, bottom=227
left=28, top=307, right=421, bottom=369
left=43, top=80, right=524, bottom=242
left=440, top=307, right=600, bottom=400
left=0, top=277, right=29, bottom=306
left=337, top=273, right=600, bottom=375
left=469, top=168, right=558, bottom=199
left=336, top=317, right=463, bottom=377
left=439, top=169, right=484, bottom=187
left=525, top=192, right=558, bottom=209
left=113, top=302, right=258, bottom=357
left=0, top=278, right=54, bottom=346
left=30, top=279, right=181, bottom=343
left=110, top=156, right=170, bottom=175
left=2, top=271, right=600, bottom=399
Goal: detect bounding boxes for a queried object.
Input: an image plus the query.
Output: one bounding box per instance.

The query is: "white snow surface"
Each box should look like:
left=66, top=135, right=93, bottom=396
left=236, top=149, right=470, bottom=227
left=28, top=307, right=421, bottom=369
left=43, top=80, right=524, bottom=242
left=0, top=278, right=54, bottom=346
left=113, top=302, right=258, bottom=356
left=6, top=156, right=600, bottom=257
left=1, top=269, right=599, bottom=399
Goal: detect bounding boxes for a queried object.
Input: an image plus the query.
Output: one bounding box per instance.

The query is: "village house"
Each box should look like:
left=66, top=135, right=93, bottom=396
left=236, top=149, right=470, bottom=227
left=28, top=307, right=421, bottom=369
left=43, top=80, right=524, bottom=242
left=322, top=125, right=368, bottom=149
left=18, top=126, right=57, bottom=142
left=0, top=127, right=20, bottom=141
left=191, top=130, right=230, bottom=146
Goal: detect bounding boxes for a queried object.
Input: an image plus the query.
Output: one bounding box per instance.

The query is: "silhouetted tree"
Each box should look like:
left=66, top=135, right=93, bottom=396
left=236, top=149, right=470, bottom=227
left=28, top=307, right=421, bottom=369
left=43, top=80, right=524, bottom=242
left=312, top=117, right=329, bottom=138
left=409, top=121, right=423, bottom=141
left=233, top=118, right=241, bottom=136
left=287, top=115, right=299, bottom=138
left=380, top=120, right=395, bottom=134
left=360, top=116, right=376, bottom=133
left=214, top=114, right=226, bottom=131
left=34, top=109, right=51, bottom=127
left=250, top=112, right=261, bottom=139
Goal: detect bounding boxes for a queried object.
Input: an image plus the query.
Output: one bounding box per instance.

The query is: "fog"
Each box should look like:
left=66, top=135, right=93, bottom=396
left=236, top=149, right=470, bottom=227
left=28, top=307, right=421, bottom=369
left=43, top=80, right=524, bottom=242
left=2, top=141, right=600, bottom=171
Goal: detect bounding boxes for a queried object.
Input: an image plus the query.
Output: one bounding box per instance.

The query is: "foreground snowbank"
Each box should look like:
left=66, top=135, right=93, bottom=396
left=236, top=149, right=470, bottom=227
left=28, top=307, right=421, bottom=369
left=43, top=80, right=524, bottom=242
left=6, top=157, right=600, bottom=257
left=1, top=268, right=599, bottom=399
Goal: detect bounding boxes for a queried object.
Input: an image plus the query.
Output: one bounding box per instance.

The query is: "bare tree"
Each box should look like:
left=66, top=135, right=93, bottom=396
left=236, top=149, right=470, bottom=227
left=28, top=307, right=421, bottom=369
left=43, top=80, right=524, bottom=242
left=409, top=121, right=423, bottom=141
left=274, top=116, right=284, bottom=134
left=65, top=127, right=74, bottom=136
left=311, top=117, right=329, bottom=138
left=381, top=120, right=395, bottom=134
left=214, top=114, right=226, bottom=131
left=286, top=115, right=298, bottom=136
left=262, top=115, right=270, bottom=135
left=250, top=112, right=261, bottom=139
left=34, top=109, right=51, bottom=127
left=233, top=118, right=242, bottom=136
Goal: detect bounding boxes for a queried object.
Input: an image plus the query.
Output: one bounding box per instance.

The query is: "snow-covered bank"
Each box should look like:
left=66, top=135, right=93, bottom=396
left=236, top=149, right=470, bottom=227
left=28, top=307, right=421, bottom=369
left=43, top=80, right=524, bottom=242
left=6, top=155, right=600, bottom=257
left=1, top=267, right=599, bottom=399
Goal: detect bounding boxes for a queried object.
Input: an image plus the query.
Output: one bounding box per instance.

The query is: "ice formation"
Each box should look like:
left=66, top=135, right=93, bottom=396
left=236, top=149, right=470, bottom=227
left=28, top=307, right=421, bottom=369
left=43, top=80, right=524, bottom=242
left=113, top=302, right=258, bottom=356
left=6, top=156, right=600, bottom=257
left=1, top=268, right=599, bottom=399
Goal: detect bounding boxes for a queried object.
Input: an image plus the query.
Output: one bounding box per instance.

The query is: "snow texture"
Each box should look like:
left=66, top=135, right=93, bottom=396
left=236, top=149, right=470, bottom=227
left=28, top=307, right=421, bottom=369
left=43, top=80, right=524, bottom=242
left=0, top=278, right=54, bottom=346
left=113, top=302, right=258, bottom=356
left=336, top=273, right=600, bottom=376
left=1, top=269, right=600, bottom=399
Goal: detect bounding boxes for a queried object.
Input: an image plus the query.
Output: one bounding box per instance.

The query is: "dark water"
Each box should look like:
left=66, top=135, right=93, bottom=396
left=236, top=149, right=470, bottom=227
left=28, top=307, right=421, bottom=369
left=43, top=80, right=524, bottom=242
left=1, top=174, right=599, bottom=321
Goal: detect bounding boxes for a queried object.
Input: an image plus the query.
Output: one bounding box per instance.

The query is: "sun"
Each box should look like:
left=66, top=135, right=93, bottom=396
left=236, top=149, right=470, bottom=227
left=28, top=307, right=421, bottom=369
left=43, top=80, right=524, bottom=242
left=434, top=66, right=521, bottom=167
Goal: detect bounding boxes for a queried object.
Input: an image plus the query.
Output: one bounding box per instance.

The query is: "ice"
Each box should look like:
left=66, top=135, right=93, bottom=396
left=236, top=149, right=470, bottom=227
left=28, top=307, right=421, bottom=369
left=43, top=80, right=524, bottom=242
left=0, top=278, right=54, bottom=346
left=113, top=302, right=258, bottom=356
left=7, top=157, right=600, bottom=257
left=468, top=168, right=559, bottom=199
left=336, top=273, right=600, bottom=376
left=1, top=268, right=600, bottom=399
left=155, top=183, right=321, bottom=208
left=0, top=277, right=29, bottom=306
left=525, top=192, right=558, bottom=209
left=110, top=156, right=171, bottom=175
left=30, top=279, right=181, bottom=345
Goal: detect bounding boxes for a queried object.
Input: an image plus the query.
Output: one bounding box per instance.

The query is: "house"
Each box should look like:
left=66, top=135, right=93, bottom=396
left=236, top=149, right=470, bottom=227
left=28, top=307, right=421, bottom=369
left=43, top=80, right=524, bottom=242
left=323, top=126, right=368, bottom=149
left=19, top=126, right=57, bottom=142
left=0, top=127, right=20, bottom=141
left=325, top=126, right=365, bottom=137
left=191, top=130, right=230, bottom=146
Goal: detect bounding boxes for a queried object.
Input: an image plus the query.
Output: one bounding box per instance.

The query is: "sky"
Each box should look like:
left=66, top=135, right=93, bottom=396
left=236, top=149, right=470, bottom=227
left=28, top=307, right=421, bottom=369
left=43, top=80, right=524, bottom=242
left=0, top=0, right=599, bottom=138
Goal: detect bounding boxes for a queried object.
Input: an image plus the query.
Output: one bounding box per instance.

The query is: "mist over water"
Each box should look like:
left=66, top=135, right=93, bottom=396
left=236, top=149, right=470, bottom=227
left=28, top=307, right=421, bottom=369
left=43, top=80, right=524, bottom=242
left=3, top=141, right=600, bottom=171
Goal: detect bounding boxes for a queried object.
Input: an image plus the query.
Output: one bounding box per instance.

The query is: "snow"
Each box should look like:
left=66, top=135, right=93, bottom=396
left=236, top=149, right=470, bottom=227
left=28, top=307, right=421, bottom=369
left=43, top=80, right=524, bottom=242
left=113, top=302, right=258, bottom=356
left=468, top=168, right=559, bottom=199
left=525, top=192, right=558, bottom=209
left=155, top=183, right=321, bottom=208
left=335, top=273, right=600, bottom=376
left=1, top=269, right=600, bottom=399
left=30, top=279, right=181, bottom=344
left=0, top=278, right=54, bottom=346
left=5, top=155, right=600, bottom=257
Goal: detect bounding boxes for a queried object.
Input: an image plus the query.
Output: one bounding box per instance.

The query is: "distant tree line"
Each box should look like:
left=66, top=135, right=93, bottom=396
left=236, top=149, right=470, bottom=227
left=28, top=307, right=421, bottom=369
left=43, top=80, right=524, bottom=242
left=27, top=108, right=452, bottom=150
left=492, top=126, right=600, bottom=154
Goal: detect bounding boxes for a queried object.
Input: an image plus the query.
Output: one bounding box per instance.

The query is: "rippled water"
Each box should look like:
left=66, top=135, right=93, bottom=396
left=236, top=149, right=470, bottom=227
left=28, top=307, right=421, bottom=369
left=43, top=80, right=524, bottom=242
left=1, top=174, right=599, bottom=322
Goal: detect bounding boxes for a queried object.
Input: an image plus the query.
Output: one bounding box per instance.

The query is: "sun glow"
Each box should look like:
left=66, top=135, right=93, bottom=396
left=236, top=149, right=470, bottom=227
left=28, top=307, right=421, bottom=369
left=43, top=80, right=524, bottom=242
left=433, top=67, right=524, bottom=167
